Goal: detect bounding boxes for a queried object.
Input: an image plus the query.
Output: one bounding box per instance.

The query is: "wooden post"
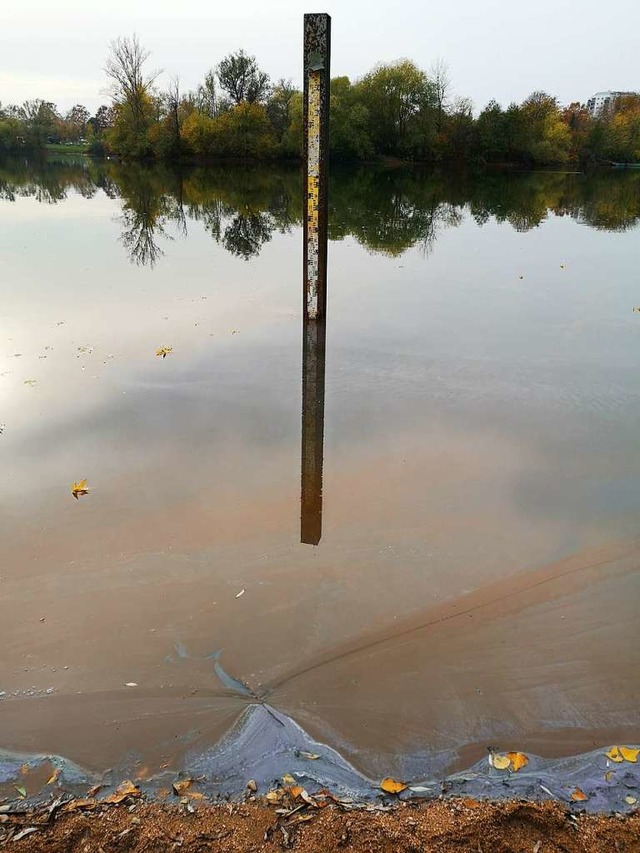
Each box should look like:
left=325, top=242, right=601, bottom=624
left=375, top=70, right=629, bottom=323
left=301, top=13, right=330, bottom=544
left=303, top=13, right=331, bottom=321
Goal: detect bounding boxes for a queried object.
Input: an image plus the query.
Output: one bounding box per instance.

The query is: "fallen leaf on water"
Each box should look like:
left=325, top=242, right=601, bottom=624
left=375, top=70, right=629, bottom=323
left=281, top=774, right=296, bottom=786
left=156, top=346, right=173, bottom=358
left=235, top=589, right=245, bottom=598
left=13, top=785, right=26, bottom=799
left=626, top=796, right=638, bottom=806
left=490, top=753, right=512, bottom=770
left=506, top=751, right=529, bottom=772
left=299, top=751, right=320, bottom=760
left=102, top=780, right=141, bottom=804
left=380, top=777, right=407, bottom=794
left=605, top=745, right=639, bottom=763
left=46, top=769, right=61, bottom=786
left=71, top=479, right=90, bottom=500
left=571, top=787, right=588, bottom=802
left=619, top=746, right=639, bottom=763
left=604, top=770, right=614, bottom=782
left=606, top=746, right=624, bottom=762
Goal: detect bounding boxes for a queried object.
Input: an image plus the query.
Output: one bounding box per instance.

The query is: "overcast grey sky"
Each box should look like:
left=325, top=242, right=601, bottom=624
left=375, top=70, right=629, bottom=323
left=0, top=0, right=637, bottom=114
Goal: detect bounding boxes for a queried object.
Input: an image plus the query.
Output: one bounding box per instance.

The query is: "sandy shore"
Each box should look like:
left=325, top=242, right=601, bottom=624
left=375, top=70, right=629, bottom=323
left=2, top=796, right=639, bottom=852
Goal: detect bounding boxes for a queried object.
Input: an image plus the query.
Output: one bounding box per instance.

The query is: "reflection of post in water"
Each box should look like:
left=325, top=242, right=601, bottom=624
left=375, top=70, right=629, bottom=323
left=301, top=318, right=326, bottom=545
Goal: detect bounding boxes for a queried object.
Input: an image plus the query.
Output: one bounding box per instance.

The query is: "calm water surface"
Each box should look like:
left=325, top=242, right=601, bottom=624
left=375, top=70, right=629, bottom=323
left=1, top=157, right=639, bottom=780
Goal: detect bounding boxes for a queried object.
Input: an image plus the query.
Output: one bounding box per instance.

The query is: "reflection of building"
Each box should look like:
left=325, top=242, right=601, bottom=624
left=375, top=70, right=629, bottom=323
left=586, top=91, right=636, bottom=116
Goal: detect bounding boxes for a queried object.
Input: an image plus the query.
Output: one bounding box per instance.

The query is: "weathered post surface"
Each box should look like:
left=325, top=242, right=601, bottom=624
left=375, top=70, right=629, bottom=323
left=303, top=13, right=331, bottom=321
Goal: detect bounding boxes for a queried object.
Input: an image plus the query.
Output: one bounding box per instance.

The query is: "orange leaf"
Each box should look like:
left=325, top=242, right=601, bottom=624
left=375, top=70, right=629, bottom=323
left=619, top=747, right=639, bottom=763
left=380, top=777, right=407, bottom=794
left=506, top=751, right=529, bottom=772
left=571, top=787, right=588, bottom=802
left=288, top=786, right=304, bottom=799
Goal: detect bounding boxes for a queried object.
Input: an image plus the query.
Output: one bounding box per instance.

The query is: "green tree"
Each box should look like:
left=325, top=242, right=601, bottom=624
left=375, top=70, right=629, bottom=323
left=329, top=77, right=373, bottom=160
left=266, top=79, right=298, bottom=147
left=358, top=60, right=437, bottom=157
left=216, top=50, right=270, bottom=106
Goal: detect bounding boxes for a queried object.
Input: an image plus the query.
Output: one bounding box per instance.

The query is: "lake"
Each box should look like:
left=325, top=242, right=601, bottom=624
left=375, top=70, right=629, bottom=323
left=1, top=156, right=639, bottom=785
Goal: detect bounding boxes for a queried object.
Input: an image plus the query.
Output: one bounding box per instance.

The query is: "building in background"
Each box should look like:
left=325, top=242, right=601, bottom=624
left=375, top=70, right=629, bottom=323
left=586, top=91, right=636, bottom=116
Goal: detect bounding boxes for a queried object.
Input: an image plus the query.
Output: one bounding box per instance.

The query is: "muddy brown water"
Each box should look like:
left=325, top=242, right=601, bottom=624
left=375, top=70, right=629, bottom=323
left=1, top=159, right=639, bottom=784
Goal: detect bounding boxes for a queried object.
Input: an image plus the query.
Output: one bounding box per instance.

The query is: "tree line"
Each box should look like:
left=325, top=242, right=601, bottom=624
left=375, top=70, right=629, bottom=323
left=1, top=34, right=639, bottom=165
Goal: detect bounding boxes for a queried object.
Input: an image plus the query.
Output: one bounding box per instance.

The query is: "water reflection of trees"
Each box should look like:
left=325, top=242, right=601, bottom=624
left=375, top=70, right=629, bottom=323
left=1, top=156, right=640, bottom=265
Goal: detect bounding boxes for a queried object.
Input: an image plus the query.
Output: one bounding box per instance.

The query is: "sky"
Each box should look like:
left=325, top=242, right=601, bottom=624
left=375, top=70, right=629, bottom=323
left=0, top=0, right=637, bottom=115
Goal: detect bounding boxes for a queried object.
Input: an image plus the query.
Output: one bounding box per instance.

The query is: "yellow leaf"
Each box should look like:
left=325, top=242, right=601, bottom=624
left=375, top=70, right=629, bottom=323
left=571, top=787, right=588, bottom=802
left=625, top=796, right=638, bottom=806
left=156, top=346, right=173, bottom=358
left=14, top=785, right=26, bottom=798
left=619, top=747, right=639, bottom=763
left=490, top=754, right=512, bottom=770
left=46, top=769, right=61, bottom=786
left=71, top=479, right=90, bottom=499
left=606, top=746, right=625, bottom=763
left=281, top=774, right=296, bottom=786
left=380, top=777, right=407, bottom=794
left=506, top=751, right=529, bottom=772
left=604, top=770, right=614, bottom=782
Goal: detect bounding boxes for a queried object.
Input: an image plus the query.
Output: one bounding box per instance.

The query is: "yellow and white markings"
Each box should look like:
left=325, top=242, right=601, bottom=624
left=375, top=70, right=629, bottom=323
left=306, top=70, right=321, bottom=319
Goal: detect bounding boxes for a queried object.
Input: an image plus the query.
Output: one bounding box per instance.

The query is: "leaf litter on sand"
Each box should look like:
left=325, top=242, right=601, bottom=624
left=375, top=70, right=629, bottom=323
left=102, top=780, right=141, bottom=804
